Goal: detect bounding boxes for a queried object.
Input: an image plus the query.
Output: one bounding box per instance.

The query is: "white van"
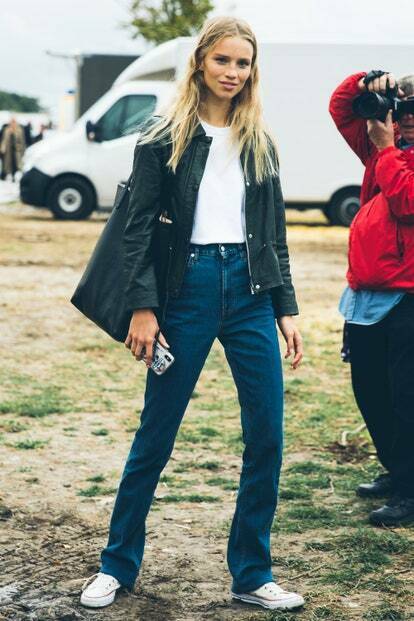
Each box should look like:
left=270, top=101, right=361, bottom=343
left=21, top=38, right=414, bottom=225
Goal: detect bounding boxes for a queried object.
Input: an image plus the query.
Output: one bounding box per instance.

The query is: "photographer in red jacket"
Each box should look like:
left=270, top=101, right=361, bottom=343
left=330, top=70, right=414, bottom=526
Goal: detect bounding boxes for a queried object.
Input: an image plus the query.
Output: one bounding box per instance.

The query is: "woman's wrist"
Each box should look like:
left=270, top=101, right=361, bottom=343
left=133, top=308, right=154, bottom=315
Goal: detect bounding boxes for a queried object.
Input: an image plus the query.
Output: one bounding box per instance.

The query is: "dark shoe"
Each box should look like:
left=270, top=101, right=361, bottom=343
left=356, top=473, right=394, bottom=498
left=369, top=495, right=414, bottom=527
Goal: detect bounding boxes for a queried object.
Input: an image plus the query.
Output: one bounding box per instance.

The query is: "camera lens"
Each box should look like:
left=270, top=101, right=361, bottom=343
left=352, top=92, right=392, bottom=121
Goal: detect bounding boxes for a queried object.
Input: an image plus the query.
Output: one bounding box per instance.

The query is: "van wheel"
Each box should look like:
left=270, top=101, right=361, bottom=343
left=326, top=188, right=360, bottom=227
left=47, top=175, right=96, bottom=220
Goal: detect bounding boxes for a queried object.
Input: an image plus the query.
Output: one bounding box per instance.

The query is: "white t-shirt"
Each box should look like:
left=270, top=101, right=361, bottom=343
left=190, top=120, right=246, bottom=244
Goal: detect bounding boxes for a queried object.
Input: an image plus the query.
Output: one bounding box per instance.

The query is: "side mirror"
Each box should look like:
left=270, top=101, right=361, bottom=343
left=86, top=120, right=102, bottom=142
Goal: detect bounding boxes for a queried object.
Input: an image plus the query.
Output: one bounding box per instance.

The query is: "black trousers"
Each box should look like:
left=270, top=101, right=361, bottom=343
left=347, top=295, right=414, bottom=497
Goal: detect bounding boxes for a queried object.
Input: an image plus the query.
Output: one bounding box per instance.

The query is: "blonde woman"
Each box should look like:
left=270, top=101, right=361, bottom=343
left=81, top=16, right=304, bottom=612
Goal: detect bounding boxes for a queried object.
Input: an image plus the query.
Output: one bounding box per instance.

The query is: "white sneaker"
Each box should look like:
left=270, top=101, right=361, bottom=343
left=80, top=572, right=121, bottom=608
left=231, top=581, right=304, bottom=610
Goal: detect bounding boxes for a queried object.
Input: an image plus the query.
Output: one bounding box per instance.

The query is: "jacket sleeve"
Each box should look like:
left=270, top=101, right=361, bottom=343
left=375, top=146, right=414, bottom=223
left=329, top=72, right=372, bottom=165
left=123, top=141, right=164, bottom=312
left=270, top=173, right=299, bottom=317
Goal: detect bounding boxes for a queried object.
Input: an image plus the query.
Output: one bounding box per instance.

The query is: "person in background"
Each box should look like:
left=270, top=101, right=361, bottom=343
left=330, top=70, right=414, bottom=527
left=80, top=15, right=304, bottom=612
left=23, top=122, right=33, bottom=148
left=0, top=123, right=7, bottom=180
left=0, top=117, right=26, bottom=182
left=32, top=122, right=53, bottom=144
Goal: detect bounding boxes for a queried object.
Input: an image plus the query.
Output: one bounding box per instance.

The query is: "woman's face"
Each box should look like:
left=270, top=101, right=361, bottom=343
left=200, top=36, right=254, bottom=103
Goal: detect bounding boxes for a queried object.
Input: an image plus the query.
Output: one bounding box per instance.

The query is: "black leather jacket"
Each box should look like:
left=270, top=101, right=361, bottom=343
left=123, top=122, right=298, bottom=318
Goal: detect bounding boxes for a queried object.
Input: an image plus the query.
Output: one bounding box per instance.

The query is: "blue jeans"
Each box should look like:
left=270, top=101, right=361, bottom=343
left=100, top=243, right=284, bottom=593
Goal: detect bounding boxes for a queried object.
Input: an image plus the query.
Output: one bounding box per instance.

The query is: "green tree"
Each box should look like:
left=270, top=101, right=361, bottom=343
left=128, top=0, right=214, bottom=45
left=0, top=91, right=43, bottom=113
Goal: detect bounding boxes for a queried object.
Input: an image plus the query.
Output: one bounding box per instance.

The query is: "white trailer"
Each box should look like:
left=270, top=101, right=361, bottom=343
left=21, top=38, right=414, bottom=224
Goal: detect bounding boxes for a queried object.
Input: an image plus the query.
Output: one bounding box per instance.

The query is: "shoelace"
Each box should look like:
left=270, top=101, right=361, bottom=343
left=81, top=572, right=119, bottom=592
left=262, top=583, right=286, bottom=596
left=82, top=573, right=98, bottom=592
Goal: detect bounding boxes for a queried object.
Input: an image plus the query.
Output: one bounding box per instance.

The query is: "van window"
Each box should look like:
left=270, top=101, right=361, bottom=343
left=98, top=95, right=157, bottom=141
left=122, top=95, right=157, bottom=136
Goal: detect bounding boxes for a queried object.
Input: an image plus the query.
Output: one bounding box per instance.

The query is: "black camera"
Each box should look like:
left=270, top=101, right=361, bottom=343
left=353, top=76, right=414, bottom=122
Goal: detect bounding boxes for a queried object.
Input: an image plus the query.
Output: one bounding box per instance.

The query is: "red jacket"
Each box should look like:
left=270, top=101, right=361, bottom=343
left=329, top=73, right=414, bottom=291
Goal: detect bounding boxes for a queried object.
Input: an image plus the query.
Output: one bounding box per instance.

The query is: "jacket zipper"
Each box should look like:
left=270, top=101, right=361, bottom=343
left=396, top=222, right=405, bottom=261
left=175, top=140, right=199, bottom=293
left=242, top=166, right=255, bottom=294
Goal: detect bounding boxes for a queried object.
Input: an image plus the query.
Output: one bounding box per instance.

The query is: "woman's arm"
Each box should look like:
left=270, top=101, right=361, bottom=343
left=123, top=141, right=164, bottom=312
left=270, top=173, right=303, bottom=369
left=123, top=139, right=169, bottom=366
left=270, top=174, right=299, bottom=318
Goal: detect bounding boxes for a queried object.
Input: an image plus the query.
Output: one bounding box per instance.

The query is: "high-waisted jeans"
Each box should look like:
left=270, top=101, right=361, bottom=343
left=100, top=243, right=284, bottom=594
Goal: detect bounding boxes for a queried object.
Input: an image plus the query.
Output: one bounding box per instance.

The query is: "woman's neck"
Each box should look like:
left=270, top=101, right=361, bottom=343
left=199, top=98, right=231, bottom=128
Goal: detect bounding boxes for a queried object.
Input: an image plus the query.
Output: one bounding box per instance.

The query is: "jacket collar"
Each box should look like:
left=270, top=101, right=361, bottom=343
left=193, top=121, right=207, bottom=138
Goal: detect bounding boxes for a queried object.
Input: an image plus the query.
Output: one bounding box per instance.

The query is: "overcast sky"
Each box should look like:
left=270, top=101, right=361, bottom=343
left=1, top=0, right=414, bottom=117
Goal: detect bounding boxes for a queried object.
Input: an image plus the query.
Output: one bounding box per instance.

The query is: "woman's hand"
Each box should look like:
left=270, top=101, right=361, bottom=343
left=277, top=316, right=303, bottom=370
left=124, top=309, right=169, bottom=368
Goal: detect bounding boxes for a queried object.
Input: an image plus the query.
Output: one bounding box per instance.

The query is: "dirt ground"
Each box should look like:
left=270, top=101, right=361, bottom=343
left=0, top=203, right=412, bottom=621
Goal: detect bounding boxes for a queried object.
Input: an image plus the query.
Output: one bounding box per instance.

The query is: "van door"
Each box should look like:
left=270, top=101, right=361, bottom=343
left=86, top=94, right=157, bottom=207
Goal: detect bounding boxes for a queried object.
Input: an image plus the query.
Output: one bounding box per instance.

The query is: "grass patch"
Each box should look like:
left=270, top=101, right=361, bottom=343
left=286, top=460, right=332, bottom=475
left=159, top=474, right=177, bottom=485
left=363, top=604, right=406, bottom=620
left=337, top=529, right=410, bottom=561
left=12, top=438, right=49, bottom=450
left=272, top=555, right=311, bottom=571
left=360, top=574, right=405, bottom=594
left=155, top=494, right=220, bottom=503
left=310, top=606, right=346, bottom=620
left=77, top=484, right=117, bottom=497
left=279, top=486, right=312, bottom=500
left=206, top=477, right=238, bottom=491
left=0, top=419, right=28, bottom=433
left=0, top=386, right=70, bottom=418
left=86, top=474, right=106, bottom=483
left=320, top=529, right=411, bottom=588
left=75, top=342, right=111, bottom=353
left=273, top=501, right=363, bottom=534
left=304, top=541, right=335, bottom=552
left=223, top=431, right=243, bottom=451
left=173, top=460, right=221, bottom=473
left=91, top=428, right=109, bottom=436
left=197, top=400, right=235, bottom=412
left=177, top=425, right=221, bottom=444
left=285, top=473, right=331, bottom=490
left=281, top=504, right=346, bottom=530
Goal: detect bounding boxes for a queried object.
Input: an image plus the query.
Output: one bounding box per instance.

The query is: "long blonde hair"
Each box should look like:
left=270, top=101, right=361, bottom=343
left=138, top=16, right=277, bottom=184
